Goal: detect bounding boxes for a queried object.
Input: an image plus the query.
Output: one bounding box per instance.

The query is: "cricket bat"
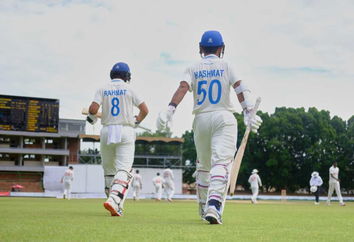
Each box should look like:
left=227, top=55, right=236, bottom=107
left=81, top=108, right=152, bottom=132
left=228, top=97, right=261, bottom=196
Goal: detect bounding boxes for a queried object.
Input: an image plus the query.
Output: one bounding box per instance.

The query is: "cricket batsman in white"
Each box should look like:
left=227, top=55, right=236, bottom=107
left=162, top=164, right=175, bottom=202
left=156, top=30, right=262, bottom=224
left=61, top=166, right=74, bottom=200
left=152, top=172, right=164, bottom=201
left=248, top=169, right=262, bottom=204
left=87, top=62, right=149, bottom=216
left=132, top=170, right=143, bottom=201
left=327, top=162, right=345, bottom=206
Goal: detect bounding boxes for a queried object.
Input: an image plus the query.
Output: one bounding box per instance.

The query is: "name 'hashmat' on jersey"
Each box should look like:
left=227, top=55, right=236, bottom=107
left=103, top=89, right=127, bottom=96
left=194, top=69, right=224, bottom=79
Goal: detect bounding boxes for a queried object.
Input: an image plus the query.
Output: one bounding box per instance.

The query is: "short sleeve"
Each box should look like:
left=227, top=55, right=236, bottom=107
left=93, top=88, right=103, bottom=105
left=183, top=67, right=193, bottom=92
left=228, top=64, right=239, bottom=86
left=131, top=89, right=144, bottom=107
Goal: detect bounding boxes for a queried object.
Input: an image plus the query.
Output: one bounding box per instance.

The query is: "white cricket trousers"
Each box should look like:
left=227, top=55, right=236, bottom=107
left=327, top=181, right=343, bottom=203
left=63, top=181, right=72, bottom=199
left=193, top=110, right=237, bottom=211
left=132, top=185, right=141, bottom=200
left=100, top=125, right=136, bottom=176
left=155, top=185, right=163, bottom=200
left=251, top=186, right=259, bottom=203
left=164, top=180, right=175, bottom=200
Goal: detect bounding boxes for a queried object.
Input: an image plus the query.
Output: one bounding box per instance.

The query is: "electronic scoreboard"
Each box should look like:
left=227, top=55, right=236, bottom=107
left=0, top=95, right=59, bottom=133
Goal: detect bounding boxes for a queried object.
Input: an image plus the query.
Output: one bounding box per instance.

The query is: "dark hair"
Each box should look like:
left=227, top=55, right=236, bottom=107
left=157, top=172, right=160, bottom=176
left=200, top=46, right=221, bottom=55
left=136, top=170, right=139, bottom=174
left=69, top=166, right=73, bottom=170
left=110, top=70, right=131, bottom=81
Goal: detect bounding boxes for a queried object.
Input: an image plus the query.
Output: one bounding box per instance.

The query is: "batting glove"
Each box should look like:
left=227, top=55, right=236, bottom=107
left=243, top=109, right=262, bottom=133
left=156, top=105, right=176, bottom=131
left=86, top=113, right=97, bottom=125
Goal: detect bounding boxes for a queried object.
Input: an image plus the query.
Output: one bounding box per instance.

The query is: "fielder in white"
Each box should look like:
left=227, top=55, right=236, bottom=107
left=152, top=172, right=164, bottom=201
left=156, top=30, right=262, bottom=224
left=132, top=170, right=143, bottom=201
left=327, top=162, right=345, bottom=206
left=61, top=166, right=74, bottom=200
left=162, top=165, right=175, bottom=201
left=87, top=62, right=149, bottom=216
left=248, top=169, right=262, bottom=204
left=309, top=171, right=323, bottom=205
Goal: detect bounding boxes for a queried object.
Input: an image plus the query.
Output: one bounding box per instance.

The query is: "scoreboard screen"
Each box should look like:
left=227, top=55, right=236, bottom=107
left=0, top=95, right=59, bottom=133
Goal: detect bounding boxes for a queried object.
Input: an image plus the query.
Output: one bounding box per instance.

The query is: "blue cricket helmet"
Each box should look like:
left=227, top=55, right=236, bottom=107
left=110, top=62, right=131, bottom=81
left=199, top=30, right=224, bottom=47
left=111, top=62, right=130, bottom=73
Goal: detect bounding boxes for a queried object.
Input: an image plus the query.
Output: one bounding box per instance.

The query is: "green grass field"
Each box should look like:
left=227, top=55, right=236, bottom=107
left=0, top=198, right=353, bottom=242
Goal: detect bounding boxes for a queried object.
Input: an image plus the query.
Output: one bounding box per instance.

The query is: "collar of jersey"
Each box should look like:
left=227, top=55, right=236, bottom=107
left=111, top=78, right=124, bottom=82
left=203, top=54, right=219, bottom=59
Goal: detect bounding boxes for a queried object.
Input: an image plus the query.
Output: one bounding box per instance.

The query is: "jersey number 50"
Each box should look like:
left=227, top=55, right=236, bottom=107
left=111, top=97, right=120, bottom=116
left=197, top=79, right=222, bottom=105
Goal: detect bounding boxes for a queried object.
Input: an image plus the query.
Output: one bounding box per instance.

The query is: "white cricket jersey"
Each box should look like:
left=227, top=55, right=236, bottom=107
left=183, top=54, right=239, bottom=114
left=153, top=176, right=164, bottom=186
left=248, top=174, right=262, bottom=188
left=133, top=174, right=142, bottom=187
left=63, top=169, right=74, bottom=183
left=329, top=166, right=339, bottom=182
left=93, top=79, right=143, bottom=126
left=310, top=176, right=323, bottom=186
left=163, top=168, right=174, bottom=181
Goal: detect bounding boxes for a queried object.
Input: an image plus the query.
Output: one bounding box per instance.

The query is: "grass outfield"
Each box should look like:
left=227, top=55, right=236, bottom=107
left=0, top=198, right=353, bottom=242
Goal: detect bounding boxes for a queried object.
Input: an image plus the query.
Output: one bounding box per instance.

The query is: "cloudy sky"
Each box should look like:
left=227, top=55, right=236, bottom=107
left=1, top=0, right=353, bottom=137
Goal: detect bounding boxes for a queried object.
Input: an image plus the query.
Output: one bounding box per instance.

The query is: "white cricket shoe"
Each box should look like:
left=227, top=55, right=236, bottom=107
left=103, top=196, right=123, bottom=216
left=204, top=206, right=222, bottom=225
left=340, top=202, right=346, bottom=206
left=314, top=202, right=319, bottom=205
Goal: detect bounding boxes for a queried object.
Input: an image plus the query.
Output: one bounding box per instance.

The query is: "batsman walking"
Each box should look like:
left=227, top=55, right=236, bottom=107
left=156, top=30, right=262, bottom=224
left=86, top=62, right=148, bottom=216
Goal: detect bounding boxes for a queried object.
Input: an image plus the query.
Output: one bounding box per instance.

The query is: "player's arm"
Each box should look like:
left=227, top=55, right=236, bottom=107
left=87, top=101, right=100, bottom=125
left=135, top=102, right=149, bottom=124
left=170, top=81, right=190, bottom=106
left=319, top=177, right=323, bottom=186
left=156, top=81, right=190, bottom=131
left=330, top=173, right=338, bottom=181
left=258, top=176, right=262, bottom=187
left=233, top=80, right=262, bottom=133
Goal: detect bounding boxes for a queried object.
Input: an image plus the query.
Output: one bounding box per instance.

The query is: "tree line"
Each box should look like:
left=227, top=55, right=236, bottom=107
left=182, top=107, right=354, bottom=193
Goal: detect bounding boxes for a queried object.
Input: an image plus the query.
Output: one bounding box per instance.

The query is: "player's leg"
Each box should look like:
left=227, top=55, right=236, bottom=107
left=164, top=183, right=170, bottom=200
left=132, top=186, right=137, bottom=200
left=254, top=186, right=259, bottom=203
left=205, top=111, right=237, bottom=224
left=251, top=187, right=255, bottom=203
left=63, top=184, right=67, bottom=199
left=167, top=181, right=175, bottom=201
left=136, top=186, right=140, bottom=200
left=327, top=182, right=335, bottom=204
left=314, top=188, right=319, bottom=204
left=100, top=127, right=117, bottom=197
left=193, top=114, right=212, bottom=219
left=157, top=186, right=162, bottom=200
left=334, top=182, right=345, bottom=205
left=67, top=182, right=72, bottom=200
left=103, top=126, right=135, bottom=216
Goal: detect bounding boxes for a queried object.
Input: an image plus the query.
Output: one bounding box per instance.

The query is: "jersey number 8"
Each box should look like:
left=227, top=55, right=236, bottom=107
left=111, top=97, right=120, bottom=116
left=197, top=79, right=222, bottom=105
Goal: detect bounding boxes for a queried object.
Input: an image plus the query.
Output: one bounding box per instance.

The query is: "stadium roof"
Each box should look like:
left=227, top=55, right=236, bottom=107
left=79, top=134, right=184, bottom=144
